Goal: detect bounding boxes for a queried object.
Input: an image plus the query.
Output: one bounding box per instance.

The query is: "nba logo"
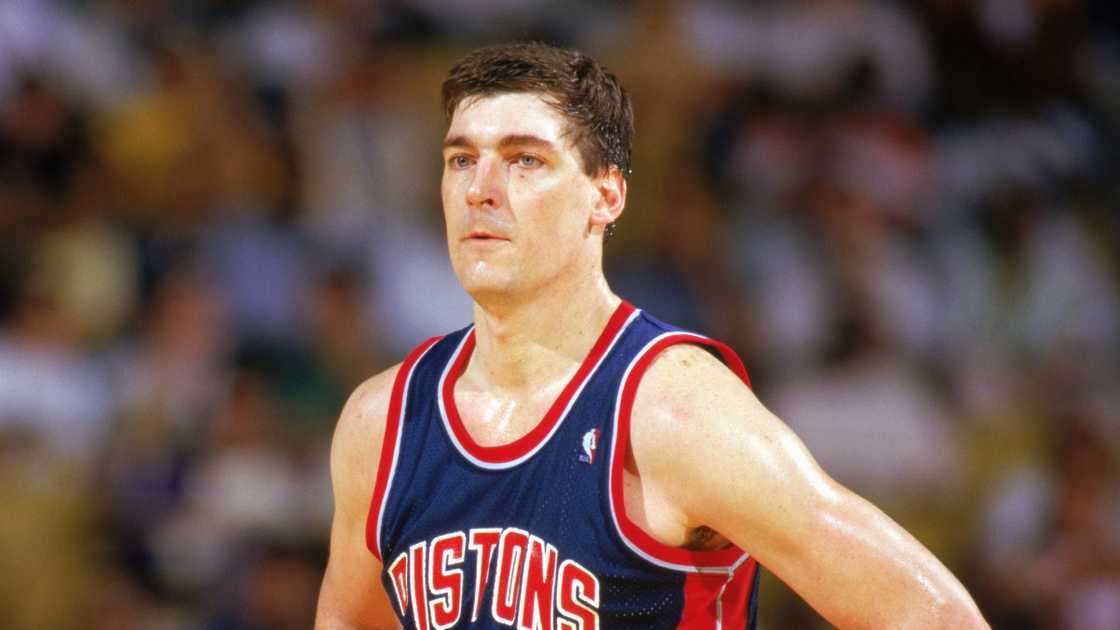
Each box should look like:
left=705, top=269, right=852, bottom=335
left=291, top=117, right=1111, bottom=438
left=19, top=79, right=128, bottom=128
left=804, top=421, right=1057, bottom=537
left=579, top=428, right=600, bottom=464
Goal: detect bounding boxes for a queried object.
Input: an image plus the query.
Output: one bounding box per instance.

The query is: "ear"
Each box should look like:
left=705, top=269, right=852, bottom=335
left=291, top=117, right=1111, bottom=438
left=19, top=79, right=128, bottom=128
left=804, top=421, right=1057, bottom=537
left=589, top=166, right=626, bottom=231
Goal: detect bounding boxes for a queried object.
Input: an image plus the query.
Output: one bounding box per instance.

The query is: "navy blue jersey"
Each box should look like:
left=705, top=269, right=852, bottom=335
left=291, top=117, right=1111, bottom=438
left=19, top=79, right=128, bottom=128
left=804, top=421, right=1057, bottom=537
left=366, top=301, right=760, bottom=629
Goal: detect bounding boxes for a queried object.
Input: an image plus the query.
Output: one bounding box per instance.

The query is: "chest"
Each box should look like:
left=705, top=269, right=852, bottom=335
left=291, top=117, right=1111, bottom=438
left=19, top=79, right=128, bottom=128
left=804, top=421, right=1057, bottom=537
left=452, top=385, right=564, bottom=447
left=452, top=385, right=714, bottom=552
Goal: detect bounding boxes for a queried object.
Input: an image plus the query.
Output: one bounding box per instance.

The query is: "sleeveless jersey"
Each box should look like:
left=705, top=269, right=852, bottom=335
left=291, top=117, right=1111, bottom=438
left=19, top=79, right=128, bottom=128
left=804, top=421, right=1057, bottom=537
left=366, top=301, right=761, bottom=629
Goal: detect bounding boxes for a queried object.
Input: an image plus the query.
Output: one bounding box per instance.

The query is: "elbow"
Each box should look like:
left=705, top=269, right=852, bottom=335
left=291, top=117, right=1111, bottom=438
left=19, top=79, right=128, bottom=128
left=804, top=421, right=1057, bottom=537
left=886, top=579, right=989, bottom=630
left=929, top=598, right=989, bottom=630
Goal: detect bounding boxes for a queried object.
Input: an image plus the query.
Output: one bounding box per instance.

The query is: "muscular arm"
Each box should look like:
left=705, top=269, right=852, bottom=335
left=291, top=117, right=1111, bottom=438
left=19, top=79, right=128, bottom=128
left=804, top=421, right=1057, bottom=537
left=315, top=366, right=404, bottom=630
left=631, top=345, right=988, bottom=629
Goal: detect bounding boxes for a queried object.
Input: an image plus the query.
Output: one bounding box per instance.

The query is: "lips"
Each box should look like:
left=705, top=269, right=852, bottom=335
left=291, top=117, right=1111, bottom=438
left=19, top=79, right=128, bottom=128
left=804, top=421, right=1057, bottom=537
left=464, top=230, right=509, bottom=241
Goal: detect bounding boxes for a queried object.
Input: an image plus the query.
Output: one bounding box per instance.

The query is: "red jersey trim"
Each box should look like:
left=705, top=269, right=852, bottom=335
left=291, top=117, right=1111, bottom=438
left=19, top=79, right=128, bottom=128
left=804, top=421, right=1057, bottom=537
left=438, top=301, right=639, bottom=469
left=608, top=332, right=754, bottom=573
left=366, top=335, right=443, bottom=562
left=677, top=558, right=758, bottom=629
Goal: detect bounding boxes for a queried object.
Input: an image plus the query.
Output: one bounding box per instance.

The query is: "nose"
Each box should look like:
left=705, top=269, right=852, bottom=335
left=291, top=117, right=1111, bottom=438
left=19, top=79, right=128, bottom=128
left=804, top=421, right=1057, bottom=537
left=466, top=154, right=505, bottom=209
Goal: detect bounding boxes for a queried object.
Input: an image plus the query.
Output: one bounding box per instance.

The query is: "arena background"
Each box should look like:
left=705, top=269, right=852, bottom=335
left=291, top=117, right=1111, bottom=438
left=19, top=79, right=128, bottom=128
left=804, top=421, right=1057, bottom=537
left=1, top=1, right=1118, bottom=628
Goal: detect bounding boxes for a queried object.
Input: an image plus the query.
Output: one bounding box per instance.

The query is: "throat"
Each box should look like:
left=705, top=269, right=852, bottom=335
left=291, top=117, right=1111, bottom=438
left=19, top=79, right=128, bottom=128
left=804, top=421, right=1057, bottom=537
left=453, top=379, right=568, bottom=447
left=468, top=292, right=623, bottom=391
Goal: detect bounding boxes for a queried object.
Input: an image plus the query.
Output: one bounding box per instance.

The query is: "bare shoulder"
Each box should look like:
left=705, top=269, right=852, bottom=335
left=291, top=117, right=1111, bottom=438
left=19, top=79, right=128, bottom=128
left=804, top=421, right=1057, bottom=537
left=331, top=363, right=404, bottom=502
left=630, top=342, right=762, bottom=445
left=637, top=342, right=748, bottom=396
left=627, top=341, right=802, bottom=517
left=319, top=364, right=406, bottom=629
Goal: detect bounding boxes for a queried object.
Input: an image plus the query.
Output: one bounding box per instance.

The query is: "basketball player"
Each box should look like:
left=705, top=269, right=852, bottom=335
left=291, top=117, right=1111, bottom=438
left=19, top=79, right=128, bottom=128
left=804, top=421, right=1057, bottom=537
left=316, top=42, right=988, bottom=629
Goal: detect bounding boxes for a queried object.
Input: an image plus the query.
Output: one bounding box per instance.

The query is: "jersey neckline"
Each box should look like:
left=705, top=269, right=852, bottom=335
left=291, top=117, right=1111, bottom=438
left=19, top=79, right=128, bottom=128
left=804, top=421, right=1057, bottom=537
left=437, top=300, right=638, bottom=469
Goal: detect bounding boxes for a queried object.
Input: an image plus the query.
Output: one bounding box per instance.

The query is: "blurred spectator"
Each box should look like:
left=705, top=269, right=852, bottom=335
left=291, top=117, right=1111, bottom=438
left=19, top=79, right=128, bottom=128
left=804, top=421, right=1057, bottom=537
left=151, top=369, right=326, bottom=595
left=0, top=288, right=113, bottom=464
left=0, top=426, right=100, bottom=630
left=769, top=304, right=962, bottom=506
left=205, top=541, right=324, bottom=630
left=978, top=418, right=1120, bottom=629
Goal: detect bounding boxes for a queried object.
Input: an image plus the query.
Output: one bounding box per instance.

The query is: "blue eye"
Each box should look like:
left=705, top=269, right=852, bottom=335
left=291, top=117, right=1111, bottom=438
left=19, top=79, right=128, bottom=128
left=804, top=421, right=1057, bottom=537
left=518, top=154, right=540, bottom=167
left=450, top=155, right=473, bottom=169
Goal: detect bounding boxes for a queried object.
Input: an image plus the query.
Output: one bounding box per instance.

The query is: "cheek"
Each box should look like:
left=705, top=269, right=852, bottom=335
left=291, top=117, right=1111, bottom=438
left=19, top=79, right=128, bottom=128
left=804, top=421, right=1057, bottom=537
left=512, top=176, right=590, bottom=235
left=441, top=176, right=467, bottom=229
left=440, top=171, right=459, bottom=206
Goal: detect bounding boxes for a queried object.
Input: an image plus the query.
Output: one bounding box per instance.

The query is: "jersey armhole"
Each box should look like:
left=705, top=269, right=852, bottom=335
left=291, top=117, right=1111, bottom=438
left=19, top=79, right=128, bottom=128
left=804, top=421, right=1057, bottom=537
left=364, top=335, right=442, bottom=562
left=607, top=332, right=754, bottom=574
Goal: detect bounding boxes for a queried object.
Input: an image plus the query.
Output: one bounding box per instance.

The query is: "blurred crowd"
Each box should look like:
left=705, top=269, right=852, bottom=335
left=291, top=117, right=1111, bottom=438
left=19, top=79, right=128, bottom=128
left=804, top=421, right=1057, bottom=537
left=0, top=1, right=1117, bottom=628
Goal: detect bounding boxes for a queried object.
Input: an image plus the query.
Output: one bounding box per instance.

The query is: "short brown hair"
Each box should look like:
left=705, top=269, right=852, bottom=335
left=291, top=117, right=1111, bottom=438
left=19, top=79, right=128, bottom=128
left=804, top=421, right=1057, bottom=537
left=442, top=41, right=633, bottom=180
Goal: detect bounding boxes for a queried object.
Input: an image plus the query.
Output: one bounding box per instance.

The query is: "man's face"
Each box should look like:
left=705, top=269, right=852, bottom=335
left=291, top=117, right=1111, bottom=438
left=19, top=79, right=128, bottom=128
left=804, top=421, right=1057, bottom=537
left=441, top=92, right=603, bottom=303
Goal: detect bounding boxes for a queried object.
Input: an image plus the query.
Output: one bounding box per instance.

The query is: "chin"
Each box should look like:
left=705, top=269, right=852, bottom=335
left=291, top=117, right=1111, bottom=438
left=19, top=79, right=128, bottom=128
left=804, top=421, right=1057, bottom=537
left=456, top=268, right=519, bottom=303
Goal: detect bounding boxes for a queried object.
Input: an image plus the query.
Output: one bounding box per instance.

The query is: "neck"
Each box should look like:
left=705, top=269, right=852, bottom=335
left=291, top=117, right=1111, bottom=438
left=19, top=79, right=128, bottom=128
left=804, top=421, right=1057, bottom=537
left=466, top=270, right=621, bottom=392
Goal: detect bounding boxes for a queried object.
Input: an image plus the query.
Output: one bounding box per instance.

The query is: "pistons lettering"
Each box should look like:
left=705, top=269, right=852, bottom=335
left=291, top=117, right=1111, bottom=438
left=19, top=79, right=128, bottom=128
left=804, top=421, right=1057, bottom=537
left=388, top=527, right=600, bottom=630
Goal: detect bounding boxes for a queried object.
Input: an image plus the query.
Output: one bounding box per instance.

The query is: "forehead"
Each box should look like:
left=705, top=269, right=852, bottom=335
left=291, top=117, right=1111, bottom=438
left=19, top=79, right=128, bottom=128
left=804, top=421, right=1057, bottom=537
left=445, top=92, right=571, bottom=146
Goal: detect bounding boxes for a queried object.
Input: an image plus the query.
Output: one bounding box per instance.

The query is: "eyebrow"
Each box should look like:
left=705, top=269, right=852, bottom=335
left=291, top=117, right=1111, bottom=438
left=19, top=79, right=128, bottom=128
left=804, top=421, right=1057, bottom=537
left=442, top=134, right=558, bottom=151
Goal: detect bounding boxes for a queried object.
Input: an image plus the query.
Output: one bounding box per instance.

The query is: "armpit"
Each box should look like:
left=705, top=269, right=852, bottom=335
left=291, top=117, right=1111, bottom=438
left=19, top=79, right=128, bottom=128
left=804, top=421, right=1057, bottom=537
left=683, top=525, right=733, bottom=552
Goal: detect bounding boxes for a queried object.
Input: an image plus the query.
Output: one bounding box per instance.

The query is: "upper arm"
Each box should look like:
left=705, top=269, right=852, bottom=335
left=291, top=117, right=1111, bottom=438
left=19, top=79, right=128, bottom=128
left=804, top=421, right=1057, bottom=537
left=630, top=344, right=987, bottom=630
left=316, top=366, right=403, bottom=630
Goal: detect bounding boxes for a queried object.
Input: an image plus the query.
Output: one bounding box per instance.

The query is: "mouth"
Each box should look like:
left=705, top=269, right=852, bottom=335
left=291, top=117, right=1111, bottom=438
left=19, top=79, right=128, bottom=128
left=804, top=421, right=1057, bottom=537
left=464, top=231, right=509, bottom=242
